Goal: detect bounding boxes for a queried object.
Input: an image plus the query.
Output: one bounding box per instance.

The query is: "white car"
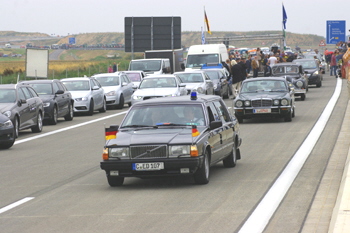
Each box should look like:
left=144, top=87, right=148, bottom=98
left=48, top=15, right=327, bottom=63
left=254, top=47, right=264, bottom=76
left=61, top=77, right=106, bottom=115
left=92, top=72, right=134, bottom=109
left=174, top=71, right=214, bottom=95
left=131, top=74, right=187, bottom=105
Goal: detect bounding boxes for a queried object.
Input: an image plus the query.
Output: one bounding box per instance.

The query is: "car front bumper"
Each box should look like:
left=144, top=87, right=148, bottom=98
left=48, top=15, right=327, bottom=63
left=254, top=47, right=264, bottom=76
left=100, top=156, right=204, bottom=178
left=234, top=106, right=292, bottom=118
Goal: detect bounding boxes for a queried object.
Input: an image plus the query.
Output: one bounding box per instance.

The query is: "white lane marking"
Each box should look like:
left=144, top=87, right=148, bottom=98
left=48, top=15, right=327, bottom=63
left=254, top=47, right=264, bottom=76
left=238, top=78, right=342, bottom=233
left=0, top=197, right=34, bottom=214
left=14, top=111, right=128, bottom=145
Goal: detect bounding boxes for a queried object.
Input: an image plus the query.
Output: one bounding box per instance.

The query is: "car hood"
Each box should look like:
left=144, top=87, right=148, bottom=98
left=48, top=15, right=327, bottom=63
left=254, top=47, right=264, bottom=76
left=238, top=91, right=289, bottom=99
left=133, top=88, right=179, bottom=96
left=69, top=91, right=91, bottom=98
left=0, top=103, right=15, bottom=113
left=183, top=83, right=203, bottom=90
left=102, top=86, right=121, bottom=93
left=106, top=127, right=206, bottom=146
left=39, top=95, right=55, bottom=102
left=303, top=68, right=318, bottom=73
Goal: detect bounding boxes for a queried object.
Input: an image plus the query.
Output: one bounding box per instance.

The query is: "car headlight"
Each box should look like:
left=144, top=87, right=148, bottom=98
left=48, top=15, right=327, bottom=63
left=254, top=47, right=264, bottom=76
left=197, top=87, right=204, bottom=93
left=106, top=91, right=116, bottom=96
left=109, top=148, right=129, bottom=158
left=244, top=100, right=251, bottom=106
left=235, top=100, right=243, bottom=107
left=0, top=119, right=13, bottom=128
left=132, top=95, right=142, bottom=100
left=281, top=99, right=289, bottom=106
left=43, top=102, right=50, bottom=107
left=296, top=81, right=303, bottom=88
left=3, top=111, right=11, bottom=118
left=313, top=71, right=319, bottom=75
left=273, top=99, right=280, bottom=105
left=75, top=97, right=88, bottom=102
left=214, top=84, right=218, bottom=90
left=169, top=145, right=190, bottom=157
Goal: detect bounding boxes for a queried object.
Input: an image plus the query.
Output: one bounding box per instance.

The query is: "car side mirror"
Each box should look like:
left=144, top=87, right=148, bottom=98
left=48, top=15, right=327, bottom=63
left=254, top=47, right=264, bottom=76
left=55, top=90, right=64, bottom=95
left=179, top=84, right=186, bottom=87
left=122, top=82, right=127, bottom=87
left=92, top=86, right=99, bottom=90
left=210, top=120, right=222, bottom=130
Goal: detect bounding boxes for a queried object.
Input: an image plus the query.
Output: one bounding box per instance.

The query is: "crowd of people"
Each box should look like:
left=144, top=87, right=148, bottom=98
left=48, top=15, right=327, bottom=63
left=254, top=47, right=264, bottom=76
left=223, top=42, right=350, bottom=99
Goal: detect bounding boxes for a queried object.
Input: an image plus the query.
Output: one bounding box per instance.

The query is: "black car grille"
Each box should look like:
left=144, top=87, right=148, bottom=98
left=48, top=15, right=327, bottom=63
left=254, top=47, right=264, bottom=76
left=130, top=145, right=167, bottom=159
left=252, top=99, right=272, bottom=107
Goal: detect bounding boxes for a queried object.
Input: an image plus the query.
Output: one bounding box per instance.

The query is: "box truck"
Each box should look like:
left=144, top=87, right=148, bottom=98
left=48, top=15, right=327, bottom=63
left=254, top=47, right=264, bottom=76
left=144, top=49, right=184, bottom=73
left=128, top=58, right=171, bottom=75
left=183, top=44, right=229, bottom=71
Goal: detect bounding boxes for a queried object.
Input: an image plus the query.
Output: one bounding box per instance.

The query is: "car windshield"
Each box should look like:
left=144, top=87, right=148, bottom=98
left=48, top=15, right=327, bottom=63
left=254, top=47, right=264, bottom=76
left=294, top=61, right=317, bottom=69
left=0, top=89, right=16, bottom=103
left=186, top=54, right=220, bottom=68
left=139, top=78, right=176, bottom=88
left=95, top=76, right=120, bottom=86
left=175, top=73, right=204, bottom=83
left=62, top=80, right=90, bottom=91
left=29, top=83, right=53, bottom=95
left=203, top=70, right=220, bottom=80
left=121, top=104, right=205, bottom=127
left=241, top=80, right=287, bottom=93
left=126, top=73, right=141, bottom=82
left=272, top=66, right=299, bottom=74
left=130, top=60, right=161, bottom=72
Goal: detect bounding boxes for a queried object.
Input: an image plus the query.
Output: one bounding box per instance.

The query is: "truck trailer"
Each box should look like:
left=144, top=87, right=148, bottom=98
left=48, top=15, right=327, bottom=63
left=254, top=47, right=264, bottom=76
left=144, top=49, right=184, bottom=73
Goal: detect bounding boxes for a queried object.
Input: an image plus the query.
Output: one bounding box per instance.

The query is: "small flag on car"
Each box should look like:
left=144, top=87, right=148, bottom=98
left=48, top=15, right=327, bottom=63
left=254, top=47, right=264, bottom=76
left=105, top=125, right=119, bottom=140
left=192, top=125, right=200, bottom=137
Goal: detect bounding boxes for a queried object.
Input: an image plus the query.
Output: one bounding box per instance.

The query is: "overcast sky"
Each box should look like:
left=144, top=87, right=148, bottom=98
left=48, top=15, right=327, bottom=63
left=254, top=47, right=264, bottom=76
left=2, top=0, right=349, bottom=38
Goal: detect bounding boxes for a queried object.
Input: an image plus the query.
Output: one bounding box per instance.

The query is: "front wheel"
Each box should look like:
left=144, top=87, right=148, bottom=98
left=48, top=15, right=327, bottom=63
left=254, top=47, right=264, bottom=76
left=300, top=94, right=306, bottom=101
left=64, top=103, right=74, bottom=121
left=116, top=95, right=124, bottom=109
left=194, top=150, right=210, bottom=185
left=99, top=98, right=106, bottom=113
left=31, top=112, right=43, bottom=133
left=88, top=100, right=94, bottom=116
left=223, top=142, right=237, bottom=168
left=48, top=106, right=58, bottom=125
left=107, top=175, right=124, bottom=187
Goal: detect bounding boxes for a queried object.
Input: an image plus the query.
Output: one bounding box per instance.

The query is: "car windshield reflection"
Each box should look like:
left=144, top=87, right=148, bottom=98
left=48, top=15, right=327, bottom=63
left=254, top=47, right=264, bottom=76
left=0, top=89, right=16, bottom=103
left=62, top=81, right=90, bottom=91
left=139, top=78, right=177, bottom=89
left=241, top=80, right=287, bottom=93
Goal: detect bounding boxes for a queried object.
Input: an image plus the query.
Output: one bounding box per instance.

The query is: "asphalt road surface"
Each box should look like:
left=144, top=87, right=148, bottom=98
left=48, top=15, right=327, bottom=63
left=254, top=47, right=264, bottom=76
left=0, top=74, right=347, bottom=233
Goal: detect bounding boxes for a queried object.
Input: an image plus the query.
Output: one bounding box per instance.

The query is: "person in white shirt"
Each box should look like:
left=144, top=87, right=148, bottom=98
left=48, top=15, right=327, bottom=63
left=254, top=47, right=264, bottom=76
left=268, top=54, right=278, bottom=67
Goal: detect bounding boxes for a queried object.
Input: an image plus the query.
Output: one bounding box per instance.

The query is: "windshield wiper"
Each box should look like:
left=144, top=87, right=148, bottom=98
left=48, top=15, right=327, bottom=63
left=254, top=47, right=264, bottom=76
left=121, top=124, right=153, bottom=128
left=155, top=123, right=188, bottom=126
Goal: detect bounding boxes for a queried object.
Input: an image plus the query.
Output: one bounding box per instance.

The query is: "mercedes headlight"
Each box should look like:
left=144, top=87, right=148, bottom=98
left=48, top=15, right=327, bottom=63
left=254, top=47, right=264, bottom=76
left=1, top=119, right=13, bottom=128
left=281, top=99, right=289, bottom=106
left=296, top=81, right=303, bottom=88
left=169, top=145, right=190, bottom=157
left=273, top=99, right=280, bottom=105
left=109, top=147, right=129, bottom=158
left=3, top=111, right=12, bottom=118
left=236, top=100, right=243, bottom=107
left=244, top=100, right=251, bottom=106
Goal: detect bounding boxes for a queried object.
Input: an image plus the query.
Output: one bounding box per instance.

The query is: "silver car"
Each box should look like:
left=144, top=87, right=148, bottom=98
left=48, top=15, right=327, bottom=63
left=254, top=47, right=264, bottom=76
left=131, top=74, right=187, bottom=105
left=174, top=71, right=214, bottom=95
left=123, top=70, right=147, bottom=88
left=92, top=72, right=134, bottom=109
left=61, top=77, right=106, bottom=115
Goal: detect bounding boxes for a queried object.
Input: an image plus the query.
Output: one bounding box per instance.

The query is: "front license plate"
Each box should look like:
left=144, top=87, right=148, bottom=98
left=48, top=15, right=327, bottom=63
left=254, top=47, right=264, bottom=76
left=133, top=162, right=164, bottom=171
left=253, top=109, right=271, bottom=113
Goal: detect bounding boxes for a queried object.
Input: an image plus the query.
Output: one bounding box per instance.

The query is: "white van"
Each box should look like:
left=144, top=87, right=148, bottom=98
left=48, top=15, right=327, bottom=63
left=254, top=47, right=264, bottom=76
left=184, top=44, right=229, bottom=71
left=128, top=58, right=171, bottom=75
left=5, top=44, right=11, bottom=48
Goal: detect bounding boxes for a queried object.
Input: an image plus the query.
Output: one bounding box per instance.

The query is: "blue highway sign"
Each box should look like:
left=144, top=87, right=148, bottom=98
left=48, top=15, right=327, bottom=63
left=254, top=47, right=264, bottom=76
left=69, top=37, right=76, bottom=45
left=326, top=20, right=346, bottom=44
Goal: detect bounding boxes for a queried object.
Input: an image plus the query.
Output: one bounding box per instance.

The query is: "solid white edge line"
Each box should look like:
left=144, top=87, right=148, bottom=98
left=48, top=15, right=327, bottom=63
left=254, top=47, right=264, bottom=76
left=0, top=197, right=35, bottom=214
left=238, top=78, right=342, bottom=233
left=14, top=110, right=128, bottom=145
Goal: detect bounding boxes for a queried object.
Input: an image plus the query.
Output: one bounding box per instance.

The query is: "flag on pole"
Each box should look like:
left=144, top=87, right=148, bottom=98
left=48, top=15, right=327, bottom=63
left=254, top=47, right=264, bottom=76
left=204, top=10, right=212, bottom=35
left=282, top=4, right=287, bottom=30
left=192, top=125, right=200, bottom=137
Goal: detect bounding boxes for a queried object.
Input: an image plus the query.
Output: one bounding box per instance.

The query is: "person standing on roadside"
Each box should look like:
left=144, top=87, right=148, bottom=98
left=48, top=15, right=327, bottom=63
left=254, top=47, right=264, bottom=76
left=231, top=58, right=245, bottom=99
left=268, top=53, right=278, bottom=67
left=112, top=62, right=118, bottom=72
left=252, top=56, right=259, bottom=77
left=330, top=50, right=338, bottom=76
left=239, top=57, right=248, bottom=80
left=108, top=65, right=113, bottom=73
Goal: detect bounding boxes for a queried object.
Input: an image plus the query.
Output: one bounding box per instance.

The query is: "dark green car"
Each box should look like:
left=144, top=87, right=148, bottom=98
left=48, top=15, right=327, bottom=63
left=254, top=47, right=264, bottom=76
left=100, top=94, right=242, bottom=186
left=234, top=77, right=295, bottom=123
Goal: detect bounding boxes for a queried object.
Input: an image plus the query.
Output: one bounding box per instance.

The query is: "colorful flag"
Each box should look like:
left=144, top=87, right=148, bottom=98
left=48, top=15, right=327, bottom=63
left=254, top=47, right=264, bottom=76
left=105, top=125, right=118, bottom=140
left=204, top=10, right=212, bottom=35
left=282, top=4, right=287, bottom=30
left=192, top=125, right=200, bottom=137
